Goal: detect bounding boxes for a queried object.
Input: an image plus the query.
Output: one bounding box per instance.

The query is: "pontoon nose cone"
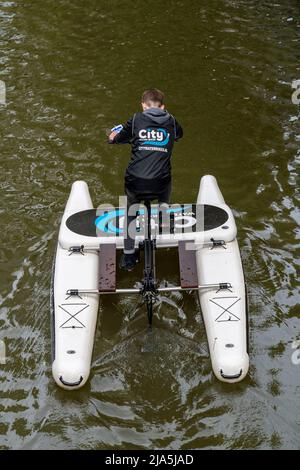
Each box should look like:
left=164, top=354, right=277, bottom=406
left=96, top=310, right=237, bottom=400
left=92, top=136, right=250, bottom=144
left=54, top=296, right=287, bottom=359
left=52, top=360, right=90, bottom=390
left=59, top=375, right=84, bottom=388
left=213, top=355, right=249, bottom=383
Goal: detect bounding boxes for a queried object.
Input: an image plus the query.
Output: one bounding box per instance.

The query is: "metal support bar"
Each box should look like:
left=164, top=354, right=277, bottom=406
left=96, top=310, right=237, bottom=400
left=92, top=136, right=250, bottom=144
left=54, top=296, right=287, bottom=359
left=68, top=238, right=227, bottom=254
left=66, top=282, right=232, bottom=296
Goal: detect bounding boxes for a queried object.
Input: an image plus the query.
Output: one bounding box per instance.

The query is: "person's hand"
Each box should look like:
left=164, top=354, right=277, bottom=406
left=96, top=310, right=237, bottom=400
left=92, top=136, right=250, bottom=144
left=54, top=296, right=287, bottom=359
left=108, top=124, right=123, bottom=142
left=109, top=130, right=118, bottom=141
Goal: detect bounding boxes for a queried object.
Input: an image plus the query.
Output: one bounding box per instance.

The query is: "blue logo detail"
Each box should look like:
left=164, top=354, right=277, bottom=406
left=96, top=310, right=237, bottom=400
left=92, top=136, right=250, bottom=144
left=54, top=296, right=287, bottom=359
left=95, top=209, right=124, bottom=234
left=139, top=128, right=170, bottom=147
left=95, top=205, right=192, bottom=235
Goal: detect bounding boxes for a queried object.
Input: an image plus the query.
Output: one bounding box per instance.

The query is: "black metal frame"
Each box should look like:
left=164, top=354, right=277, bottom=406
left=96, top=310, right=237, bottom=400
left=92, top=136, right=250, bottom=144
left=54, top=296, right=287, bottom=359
left=66, top=203, right=233, bottom=330
left=139, top=199, right=158, bottom=329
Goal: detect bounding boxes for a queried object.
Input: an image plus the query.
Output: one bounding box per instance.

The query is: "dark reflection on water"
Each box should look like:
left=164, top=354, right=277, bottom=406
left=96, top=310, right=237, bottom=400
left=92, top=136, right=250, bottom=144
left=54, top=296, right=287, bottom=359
left=0, top=0, right=299, bottom=449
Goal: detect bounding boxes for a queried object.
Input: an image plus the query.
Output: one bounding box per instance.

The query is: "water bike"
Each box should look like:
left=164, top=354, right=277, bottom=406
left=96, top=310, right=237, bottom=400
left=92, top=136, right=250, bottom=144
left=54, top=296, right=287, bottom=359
left=51, top=175, right=249, bottom=389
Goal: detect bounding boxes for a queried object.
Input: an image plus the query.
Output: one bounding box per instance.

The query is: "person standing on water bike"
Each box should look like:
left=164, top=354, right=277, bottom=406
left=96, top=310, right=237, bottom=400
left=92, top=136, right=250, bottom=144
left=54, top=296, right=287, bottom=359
left=109, top=88, right=183, bottom=271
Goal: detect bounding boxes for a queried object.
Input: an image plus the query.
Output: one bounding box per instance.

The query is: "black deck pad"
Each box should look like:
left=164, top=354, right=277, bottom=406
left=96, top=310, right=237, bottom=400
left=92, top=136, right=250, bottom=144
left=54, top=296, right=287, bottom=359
left=66, top=204, right=229, bottom=237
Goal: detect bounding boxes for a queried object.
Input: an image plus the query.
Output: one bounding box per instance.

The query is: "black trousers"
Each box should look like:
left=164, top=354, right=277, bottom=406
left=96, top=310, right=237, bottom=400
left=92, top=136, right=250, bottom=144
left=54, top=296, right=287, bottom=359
left=123, top=182, right=172, bottom=253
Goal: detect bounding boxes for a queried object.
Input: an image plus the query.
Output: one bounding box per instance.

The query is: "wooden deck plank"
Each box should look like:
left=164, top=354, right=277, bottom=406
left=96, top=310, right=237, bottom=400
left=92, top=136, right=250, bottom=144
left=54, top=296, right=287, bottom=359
left=98, top=243, right=116, bottom=292
left=178, top=240, right=198, bottom=289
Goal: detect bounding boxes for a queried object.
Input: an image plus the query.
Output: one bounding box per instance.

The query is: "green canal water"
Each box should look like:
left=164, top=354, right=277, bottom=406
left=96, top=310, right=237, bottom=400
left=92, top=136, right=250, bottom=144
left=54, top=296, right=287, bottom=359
left=0, top=0, right=299, bottom=450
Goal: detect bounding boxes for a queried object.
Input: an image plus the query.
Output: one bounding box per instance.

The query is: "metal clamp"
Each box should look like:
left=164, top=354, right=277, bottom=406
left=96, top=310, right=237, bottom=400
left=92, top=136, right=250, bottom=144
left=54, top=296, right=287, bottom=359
left=210, top=238, right=226, bottom=249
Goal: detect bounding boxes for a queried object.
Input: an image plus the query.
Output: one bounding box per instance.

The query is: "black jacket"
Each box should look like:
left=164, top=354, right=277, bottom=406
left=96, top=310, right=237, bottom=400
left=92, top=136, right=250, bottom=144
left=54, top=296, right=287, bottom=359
left=110, top=108, right=183, bottom=193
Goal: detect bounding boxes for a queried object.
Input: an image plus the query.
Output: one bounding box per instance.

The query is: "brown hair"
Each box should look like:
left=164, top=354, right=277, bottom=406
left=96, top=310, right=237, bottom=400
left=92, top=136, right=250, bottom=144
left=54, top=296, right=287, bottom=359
left=141, top=88, right=165, bottom=106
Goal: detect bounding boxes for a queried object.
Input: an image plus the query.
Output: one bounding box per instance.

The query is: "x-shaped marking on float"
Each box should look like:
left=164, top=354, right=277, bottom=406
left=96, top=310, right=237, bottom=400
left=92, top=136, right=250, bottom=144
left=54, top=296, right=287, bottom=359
left=209, top=297, right=241, bottom=322
left=58, top=303, right=88, bottom=328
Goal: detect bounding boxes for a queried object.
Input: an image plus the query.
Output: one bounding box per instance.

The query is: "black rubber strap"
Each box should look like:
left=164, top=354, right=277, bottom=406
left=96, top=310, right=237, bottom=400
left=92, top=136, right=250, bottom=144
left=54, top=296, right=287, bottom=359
left=220, top=369, right=242, bottom=380
left=170, top=114, right=177, bottom=140
left=132, top=113, right=136, bottom=138
left=59, top=375, right=83, bottom=387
